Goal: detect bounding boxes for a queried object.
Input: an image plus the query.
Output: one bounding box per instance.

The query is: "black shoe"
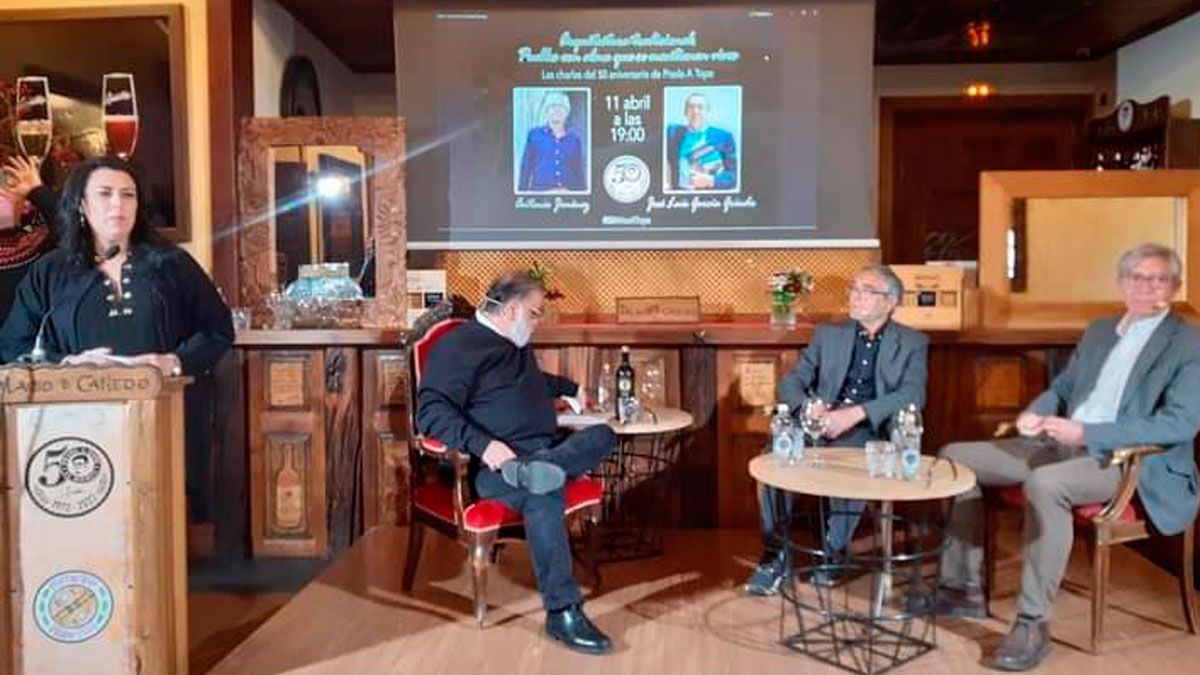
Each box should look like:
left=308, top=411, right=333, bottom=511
left=988, top=614, right=1051, bottom=671
left=545, top=603, right=612, bottom=655
left=906, top=585, right=988, bottom=619
left=500, top=459, right=566, bottom=495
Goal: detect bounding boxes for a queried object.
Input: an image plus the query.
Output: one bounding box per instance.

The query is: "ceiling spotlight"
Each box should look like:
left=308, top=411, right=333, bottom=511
left=964, top=82, right=994, bottom=98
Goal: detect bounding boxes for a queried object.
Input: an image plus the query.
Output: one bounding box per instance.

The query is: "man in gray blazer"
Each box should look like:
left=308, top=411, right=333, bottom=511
left=746, top=263, right=930, bottom=595
left=931, top=243, right=1200, bottom=671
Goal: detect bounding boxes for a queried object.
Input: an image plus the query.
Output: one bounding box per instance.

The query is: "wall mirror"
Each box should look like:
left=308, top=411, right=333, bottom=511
left=268, top=144, right=372, bottom=290
left=239, top=117, right=407, bottom=328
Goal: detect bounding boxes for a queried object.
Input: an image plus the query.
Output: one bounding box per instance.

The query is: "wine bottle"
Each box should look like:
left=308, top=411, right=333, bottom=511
left=615, top=346, right=635, bottom=423
left=276, top=446, right=304, bottom=530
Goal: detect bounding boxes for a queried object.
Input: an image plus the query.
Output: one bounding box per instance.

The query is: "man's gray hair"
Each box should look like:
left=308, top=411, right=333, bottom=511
left=1116, top=243, right=1183, bottom=282
left=480, top=270, right=542, bottom=315
left=859, top=263, right=905, bottom=301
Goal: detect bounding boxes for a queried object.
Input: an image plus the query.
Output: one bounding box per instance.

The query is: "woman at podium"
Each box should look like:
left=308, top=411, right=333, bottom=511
left=0, top=156, right=233, bottom=375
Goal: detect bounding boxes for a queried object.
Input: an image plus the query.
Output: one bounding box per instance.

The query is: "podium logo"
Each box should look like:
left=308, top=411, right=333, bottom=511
left=24, top=437, right=114, bottom=518
left=603, top=155, right=651, bottom=204
left=33, top=570, right=114, bottom=643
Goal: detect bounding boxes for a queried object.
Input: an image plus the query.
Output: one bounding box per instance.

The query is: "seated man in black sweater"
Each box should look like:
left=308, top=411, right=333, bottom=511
left=416, top=270, right=617, bottom=655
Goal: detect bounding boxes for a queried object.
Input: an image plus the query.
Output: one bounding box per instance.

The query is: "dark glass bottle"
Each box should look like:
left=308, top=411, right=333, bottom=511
left=615, top=346, right=635, bottom=423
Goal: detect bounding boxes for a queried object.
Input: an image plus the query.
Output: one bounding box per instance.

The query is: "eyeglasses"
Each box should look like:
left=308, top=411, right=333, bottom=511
left=1122, top=273, right=1176, bottom=288
left=847, top=285, right=892, bottom=298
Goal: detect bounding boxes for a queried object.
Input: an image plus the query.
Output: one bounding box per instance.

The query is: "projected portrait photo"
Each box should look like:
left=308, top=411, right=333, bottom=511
left=662, top=86, right=742, bottom=194
left=513, top=87, right=591, bottom=195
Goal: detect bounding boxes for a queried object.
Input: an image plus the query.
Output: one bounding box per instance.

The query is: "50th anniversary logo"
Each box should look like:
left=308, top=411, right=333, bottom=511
left=23, top=437, right=118, bottom=644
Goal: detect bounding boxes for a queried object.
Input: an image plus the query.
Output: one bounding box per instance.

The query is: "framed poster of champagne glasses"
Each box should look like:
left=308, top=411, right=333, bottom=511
left=0, top=6, right=190, bottom=242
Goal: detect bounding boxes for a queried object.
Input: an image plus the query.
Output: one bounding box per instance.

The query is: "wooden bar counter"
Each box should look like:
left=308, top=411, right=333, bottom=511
left=229, top=318, right=1079, bottom=559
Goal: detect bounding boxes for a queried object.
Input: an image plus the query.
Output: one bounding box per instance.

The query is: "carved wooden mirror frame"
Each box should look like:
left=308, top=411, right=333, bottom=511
left=238, top=116, right=407, bottom=328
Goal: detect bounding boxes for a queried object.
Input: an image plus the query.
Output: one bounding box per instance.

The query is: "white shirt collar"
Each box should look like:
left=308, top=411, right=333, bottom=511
left=475, top=309, right=514, bottom=345
left=1117, top=309, right=1169, bottom=336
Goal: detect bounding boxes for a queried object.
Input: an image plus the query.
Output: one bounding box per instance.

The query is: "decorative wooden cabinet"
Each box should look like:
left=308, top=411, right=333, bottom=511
left=242, top=331, right=403, bottom=559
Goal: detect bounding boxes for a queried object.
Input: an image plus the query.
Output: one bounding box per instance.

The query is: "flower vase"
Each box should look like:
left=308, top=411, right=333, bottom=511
left=770, top=301, right=796, bottom=329
left=542, top=302, right=559, bottom=324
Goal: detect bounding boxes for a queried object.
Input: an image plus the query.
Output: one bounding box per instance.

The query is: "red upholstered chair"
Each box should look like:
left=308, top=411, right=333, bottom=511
left=400, top=318, right=604, bottom=627
left=982, top=424, right=1198, bottom=653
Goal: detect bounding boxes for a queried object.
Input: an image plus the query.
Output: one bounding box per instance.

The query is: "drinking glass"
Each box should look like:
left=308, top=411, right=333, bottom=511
left=102, top=73, right=139, bottom=160
left=800, top=397, right=829, bottom=466
left=14, top=76, right=52, bottom=160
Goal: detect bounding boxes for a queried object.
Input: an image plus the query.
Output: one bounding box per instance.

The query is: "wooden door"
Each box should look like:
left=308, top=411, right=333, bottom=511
left=881, top=96, right=1092, bottom=263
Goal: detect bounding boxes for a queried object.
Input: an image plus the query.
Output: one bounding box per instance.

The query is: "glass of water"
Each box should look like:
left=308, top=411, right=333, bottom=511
left=864, top=440, right=891, bottom=478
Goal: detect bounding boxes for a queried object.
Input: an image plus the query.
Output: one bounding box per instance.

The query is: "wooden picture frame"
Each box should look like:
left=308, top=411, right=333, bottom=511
left=0, top=5, right=192, bottom=242
left=978, top=170, right=1200, bottom=329
left=239, top=116, right=407, bottom=328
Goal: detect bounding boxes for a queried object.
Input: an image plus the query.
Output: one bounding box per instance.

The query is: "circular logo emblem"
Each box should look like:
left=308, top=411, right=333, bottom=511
left=602, top=155, right=650, bottom=204
left=24, top=437, right=114, bottom=518
left=33, top=571, right=114, bottom=643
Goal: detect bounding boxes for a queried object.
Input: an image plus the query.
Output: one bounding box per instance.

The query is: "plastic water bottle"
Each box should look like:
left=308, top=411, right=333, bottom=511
left=895, top=404, right=925, bottom=481
left=771, top=404, right=797, bottom=463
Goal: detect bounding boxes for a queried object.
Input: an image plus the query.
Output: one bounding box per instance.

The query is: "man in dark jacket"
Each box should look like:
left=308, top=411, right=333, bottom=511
left=416, top=270, right=616, bottom=655
left=747, top=264, right=930, bottom=595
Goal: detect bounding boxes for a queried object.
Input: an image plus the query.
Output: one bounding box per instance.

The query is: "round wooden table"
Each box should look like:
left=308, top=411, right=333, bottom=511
left=749, top=447, right=977, bottom=674
left=560, top=407, right=693, bottom=561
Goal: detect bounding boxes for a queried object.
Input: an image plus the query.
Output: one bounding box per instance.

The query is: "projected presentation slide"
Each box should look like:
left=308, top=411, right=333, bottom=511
left=398, top=5, right=865, bottom=248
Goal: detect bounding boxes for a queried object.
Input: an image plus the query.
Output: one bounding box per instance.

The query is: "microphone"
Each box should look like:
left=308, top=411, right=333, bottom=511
left=18, top=300, right=60, bottom=365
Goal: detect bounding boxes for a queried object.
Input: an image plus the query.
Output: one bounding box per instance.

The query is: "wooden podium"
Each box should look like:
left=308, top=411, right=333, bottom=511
left=0, top=365, right=190, bottom=674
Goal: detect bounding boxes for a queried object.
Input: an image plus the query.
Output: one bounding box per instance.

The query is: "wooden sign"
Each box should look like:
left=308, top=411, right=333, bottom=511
left=615, top=296, right=701, bottom=324
left=0, top=365, right=161, bottom=404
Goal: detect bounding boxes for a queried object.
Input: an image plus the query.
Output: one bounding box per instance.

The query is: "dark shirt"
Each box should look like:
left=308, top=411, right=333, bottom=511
left=836, top=321, right=889, bottom=407
left=0, top=245, right=234, bottom=376
left=416, top=319, right=578, bottom=456
left=518, top=126, right=585, bottom=191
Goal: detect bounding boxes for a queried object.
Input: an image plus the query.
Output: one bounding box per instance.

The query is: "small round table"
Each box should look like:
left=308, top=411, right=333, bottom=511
left=749, top=447, right=976, bottom=674
left=560, top=407, right=693, bottom=561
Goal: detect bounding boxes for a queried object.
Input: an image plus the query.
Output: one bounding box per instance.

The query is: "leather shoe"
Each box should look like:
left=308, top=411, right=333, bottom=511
left=501, top=459, right=565, bottom=495
left=545, top=603, right=612, bottom=655
left=988, top=614, right=1051, bottom=671
left=906, top=585, right=988, bottom=619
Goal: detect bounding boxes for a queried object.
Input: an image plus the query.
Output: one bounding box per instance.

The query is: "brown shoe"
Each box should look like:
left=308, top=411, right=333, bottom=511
left=988, top=614, right=1051, bottom=671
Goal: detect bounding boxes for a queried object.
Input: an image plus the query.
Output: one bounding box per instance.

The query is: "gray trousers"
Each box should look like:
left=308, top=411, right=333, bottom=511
left=940, top=437, right=1119, bottom=619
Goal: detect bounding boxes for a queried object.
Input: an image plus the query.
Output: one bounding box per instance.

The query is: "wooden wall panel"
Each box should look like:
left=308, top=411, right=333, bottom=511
left=323, top=347, right=361, bottom=553
left=717, top=349, right=798, bottom=527
left=248, top=350, right=328, bottom=557
left=362, top=349, right=408, bottom=528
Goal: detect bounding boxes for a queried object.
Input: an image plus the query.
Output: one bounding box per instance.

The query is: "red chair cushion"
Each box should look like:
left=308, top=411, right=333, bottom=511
left=414, top=435, right=448, bottom=456
left=412, top=476, right=604, bottom=534
left=996, top=485, right=1140, bottom=525
left=412, top=318, right=466, bottom=385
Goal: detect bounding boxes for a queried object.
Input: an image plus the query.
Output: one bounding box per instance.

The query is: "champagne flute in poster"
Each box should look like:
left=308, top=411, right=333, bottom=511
left=14, top=76, right=52, bottom=160
left=102, top=73, right=139, bottom=160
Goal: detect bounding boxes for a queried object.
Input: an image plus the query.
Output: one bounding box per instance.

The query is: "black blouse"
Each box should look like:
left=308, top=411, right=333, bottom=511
left=0, top=244, right=234, bottom=376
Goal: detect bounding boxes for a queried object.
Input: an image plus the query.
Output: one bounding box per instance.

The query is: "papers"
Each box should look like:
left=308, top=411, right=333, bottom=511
left=556, top=412, right=613, bottom=429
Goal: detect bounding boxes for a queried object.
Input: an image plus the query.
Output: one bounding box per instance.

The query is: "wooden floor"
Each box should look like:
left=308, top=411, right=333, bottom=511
left=201, top=525, right=1200, bottom=674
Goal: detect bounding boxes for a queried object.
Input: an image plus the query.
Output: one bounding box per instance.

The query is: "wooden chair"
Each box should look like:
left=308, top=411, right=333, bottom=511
left=982, top=424, right=1198, bottom=653
left=400, top=317, right=604, bottom=627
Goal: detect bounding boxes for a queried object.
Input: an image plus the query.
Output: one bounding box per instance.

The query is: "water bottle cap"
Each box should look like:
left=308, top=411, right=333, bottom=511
left=775, top=403, right=789, bottom=414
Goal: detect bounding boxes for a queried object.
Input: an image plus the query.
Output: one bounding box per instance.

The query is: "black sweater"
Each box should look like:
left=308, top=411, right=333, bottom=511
left=416, top=319, right=578, bottom=456
left=0, top=245, right=233, bottom=376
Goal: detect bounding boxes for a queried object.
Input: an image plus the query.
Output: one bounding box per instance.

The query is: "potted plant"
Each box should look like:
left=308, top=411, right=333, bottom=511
left=768, top=269, right=814, bottom=329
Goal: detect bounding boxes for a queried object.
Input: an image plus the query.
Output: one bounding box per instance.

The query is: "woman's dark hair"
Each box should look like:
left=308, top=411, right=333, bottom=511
left=57, top=155, right=161, bottom=267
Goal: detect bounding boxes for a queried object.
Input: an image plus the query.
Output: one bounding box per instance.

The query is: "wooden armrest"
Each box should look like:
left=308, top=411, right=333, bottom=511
left=1106, top=444, right=1165, bottom=468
